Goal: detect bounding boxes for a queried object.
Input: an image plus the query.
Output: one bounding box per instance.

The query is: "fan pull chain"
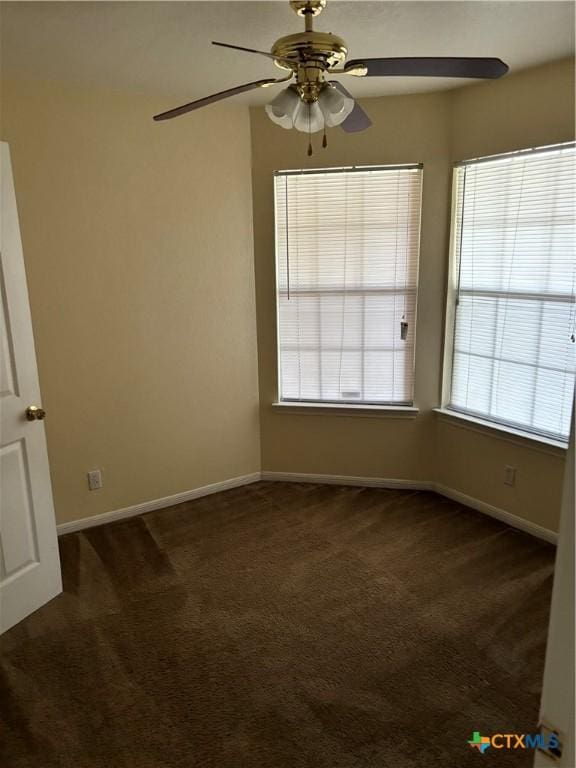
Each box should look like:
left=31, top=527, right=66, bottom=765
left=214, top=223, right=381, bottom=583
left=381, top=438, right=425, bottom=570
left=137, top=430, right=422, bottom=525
left=307, top=140, right=313, bottom=157
left=307, top=104, right=313, bottom=156
left=322, top=128, right=327, bottom=149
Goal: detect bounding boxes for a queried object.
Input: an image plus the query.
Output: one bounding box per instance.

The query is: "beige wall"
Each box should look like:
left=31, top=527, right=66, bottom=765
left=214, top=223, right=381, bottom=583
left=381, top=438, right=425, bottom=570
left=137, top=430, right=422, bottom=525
left=436, top=58, right=574, bottom=529
left=1, top=78, right=261, bottom=524
left=251, top=91, right=452, bottom=482
left=449, top=58, right=575, bottom=161
left=251, top=58, right=575, bottom=532
left=2, top=59, right=573, bottom=532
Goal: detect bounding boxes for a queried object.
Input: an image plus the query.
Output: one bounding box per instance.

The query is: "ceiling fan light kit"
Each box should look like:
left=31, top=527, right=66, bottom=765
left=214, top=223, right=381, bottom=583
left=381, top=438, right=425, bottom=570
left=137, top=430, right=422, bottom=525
left=153, top=0, right=509, bottom=154
left=265, top=83, right=354, bottom=132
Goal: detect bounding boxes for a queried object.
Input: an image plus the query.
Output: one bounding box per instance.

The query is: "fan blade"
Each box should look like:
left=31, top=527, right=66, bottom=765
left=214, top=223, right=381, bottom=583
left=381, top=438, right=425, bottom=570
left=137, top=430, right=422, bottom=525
left=344, top=57, right=509, bottom=79
left=153, top=78, right=286, bottom=121
left=330, top=81, right=372, bottom=133
left=212, top=41, right=295, bottom=69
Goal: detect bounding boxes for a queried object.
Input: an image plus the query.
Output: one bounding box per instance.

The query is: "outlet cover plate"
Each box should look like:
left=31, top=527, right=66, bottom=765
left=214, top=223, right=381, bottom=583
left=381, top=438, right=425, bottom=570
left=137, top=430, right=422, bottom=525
left=87, top=470, right=102, bottom=491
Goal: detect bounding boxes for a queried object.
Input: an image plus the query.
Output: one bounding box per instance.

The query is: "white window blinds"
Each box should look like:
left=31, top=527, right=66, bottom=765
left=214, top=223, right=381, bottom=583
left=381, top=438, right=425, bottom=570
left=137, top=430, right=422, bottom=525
left=448, top=143, right=576, bottom=442
left=275, top=165, right=423, bottom=405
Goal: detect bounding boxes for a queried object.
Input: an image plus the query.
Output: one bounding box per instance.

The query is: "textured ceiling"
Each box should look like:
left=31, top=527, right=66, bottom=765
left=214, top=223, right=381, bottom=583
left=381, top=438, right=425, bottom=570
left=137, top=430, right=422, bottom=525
left=1, top=1, right=574, bottom=108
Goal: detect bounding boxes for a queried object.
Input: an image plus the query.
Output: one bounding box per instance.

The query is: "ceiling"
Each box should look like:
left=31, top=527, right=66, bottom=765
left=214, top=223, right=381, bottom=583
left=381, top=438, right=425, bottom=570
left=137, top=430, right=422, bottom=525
left=1, top=1, right=574, bottom=108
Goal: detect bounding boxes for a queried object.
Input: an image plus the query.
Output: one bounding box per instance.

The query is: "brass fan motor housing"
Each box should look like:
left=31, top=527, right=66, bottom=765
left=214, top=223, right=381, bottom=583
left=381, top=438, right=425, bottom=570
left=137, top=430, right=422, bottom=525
left=289, top=0, right=327, bottom=17
left=272, top=31, right=348, bottom=72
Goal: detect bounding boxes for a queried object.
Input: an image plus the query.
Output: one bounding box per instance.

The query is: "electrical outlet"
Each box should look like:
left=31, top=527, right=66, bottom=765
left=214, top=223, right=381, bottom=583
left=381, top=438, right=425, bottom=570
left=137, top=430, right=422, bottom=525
left=504, top=465, right=516, bottom=486
left=87, top=469, right=102, bottom=491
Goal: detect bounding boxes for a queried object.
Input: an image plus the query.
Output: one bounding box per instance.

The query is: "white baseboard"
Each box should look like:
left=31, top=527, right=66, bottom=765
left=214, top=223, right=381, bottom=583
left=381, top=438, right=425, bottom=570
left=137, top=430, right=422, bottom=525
left=57, top=469, right=557, bottom=545
left=434, top=484, right=558, bottom=545
left=56, top=473, right=262, bottom=536
left=261, top=471, right=557, bottom=544
left=260, top=471, right=434, bottom=492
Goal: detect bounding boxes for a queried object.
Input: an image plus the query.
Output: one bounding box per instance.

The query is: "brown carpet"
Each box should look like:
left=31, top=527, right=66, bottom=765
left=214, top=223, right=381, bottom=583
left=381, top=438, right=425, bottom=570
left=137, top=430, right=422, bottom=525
left=0, top=482, right=554, bottom=768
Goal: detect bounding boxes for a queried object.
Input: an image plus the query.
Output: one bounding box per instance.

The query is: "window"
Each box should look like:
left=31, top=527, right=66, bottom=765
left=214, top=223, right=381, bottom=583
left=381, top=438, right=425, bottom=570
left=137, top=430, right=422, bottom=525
left=274, top=165, right=423, bottom=406
left=446, top=143, right=576, bottom=442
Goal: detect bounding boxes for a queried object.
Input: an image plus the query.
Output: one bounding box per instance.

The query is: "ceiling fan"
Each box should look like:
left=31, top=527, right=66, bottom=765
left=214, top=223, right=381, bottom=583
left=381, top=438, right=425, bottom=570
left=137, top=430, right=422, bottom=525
left=153, top=0, right=509, bottom=154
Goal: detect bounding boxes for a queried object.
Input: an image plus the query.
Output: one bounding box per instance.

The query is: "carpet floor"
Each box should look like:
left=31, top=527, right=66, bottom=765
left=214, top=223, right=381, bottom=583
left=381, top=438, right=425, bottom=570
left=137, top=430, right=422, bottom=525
left=0, top=482, right=555, bottom=768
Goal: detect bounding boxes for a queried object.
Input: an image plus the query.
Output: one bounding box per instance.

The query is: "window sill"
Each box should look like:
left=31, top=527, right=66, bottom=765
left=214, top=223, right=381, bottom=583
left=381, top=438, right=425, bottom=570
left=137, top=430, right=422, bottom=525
left=272, top=402, right=419, bottom=419
left=433, top=407, right=568, bottom=455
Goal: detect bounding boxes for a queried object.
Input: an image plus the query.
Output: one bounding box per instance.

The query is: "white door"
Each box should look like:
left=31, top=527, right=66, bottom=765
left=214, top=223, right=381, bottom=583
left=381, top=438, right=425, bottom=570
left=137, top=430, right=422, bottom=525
left=0, top=142, right=62, bottom=634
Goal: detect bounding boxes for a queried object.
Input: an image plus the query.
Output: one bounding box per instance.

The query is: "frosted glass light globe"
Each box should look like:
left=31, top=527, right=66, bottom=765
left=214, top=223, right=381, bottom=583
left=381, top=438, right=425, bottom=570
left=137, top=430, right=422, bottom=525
left=293, top=101, right=325, bottom=134
left=265, top=86, right=301, bottom=129
left=318, top=84, right=355, bottom=127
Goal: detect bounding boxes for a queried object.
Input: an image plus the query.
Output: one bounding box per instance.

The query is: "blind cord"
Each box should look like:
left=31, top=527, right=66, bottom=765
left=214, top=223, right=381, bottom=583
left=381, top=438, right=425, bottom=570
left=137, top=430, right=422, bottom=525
left=455, top=166, right=467, bottom=307
left=463, top=166, right=478, bottom=410
left=492, top=158, right=527, bottom=415
left=560, top=257, right=576, bottom=428
left=285, top=175, right=290, bottom=301
left=337, top=171, right=350, bottom=397
left=400, top=176, right=411, bottom=342
left=392, top=172, right=401, bottom=396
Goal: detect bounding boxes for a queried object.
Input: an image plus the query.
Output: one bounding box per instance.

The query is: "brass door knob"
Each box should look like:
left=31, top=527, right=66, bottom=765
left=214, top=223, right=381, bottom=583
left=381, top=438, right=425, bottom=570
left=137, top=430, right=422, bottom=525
left=26, top=406, right=46, bottom=421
